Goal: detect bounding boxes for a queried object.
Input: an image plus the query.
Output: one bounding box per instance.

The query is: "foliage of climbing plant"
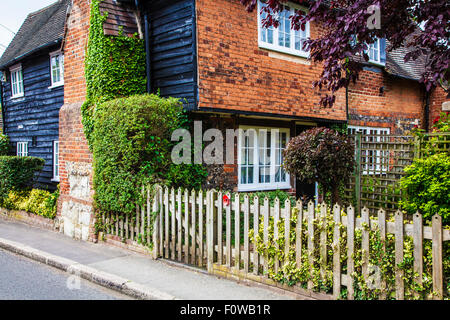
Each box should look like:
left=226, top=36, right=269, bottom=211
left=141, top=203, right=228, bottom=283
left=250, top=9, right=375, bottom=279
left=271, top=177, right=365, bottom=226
left=250, top=204, right=449, bottom=299
left=82, top=0, right=147, bottom=146
left=91, top=94, right=207, bottom=216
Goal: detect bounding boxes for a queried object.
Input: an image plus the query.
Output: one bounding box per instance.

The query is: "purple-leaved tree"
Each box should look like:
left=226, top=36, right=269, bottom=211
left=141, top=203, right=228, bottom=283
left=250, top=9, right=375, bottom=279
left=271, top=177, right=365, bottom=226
left=240, top=0, right=449, bottom=107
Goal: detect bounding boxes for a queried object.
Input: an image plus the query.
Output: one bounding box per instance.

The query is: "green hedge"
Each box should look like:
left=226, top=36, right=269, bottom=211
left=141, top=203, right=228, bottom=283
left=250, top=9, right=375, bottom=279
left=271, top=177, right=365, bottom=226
left=0, top=134, right=9, bottom=156
left=0, top=156, right=45, bottom=198
left=92, top=94, right=207, bottom=215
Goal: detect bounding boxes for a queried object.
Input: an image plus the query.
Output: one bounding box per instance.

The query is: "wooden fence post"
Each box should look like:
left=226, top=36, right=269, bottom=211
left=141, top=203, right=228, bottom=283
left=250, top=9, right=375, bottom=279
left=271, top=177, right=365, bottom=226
left=253, top=196, right=260, bottom=275
left=226, top=192, right=232, bottom=267
left=207, top=190, right=214, bottom=273
left=332, top=203, right=341, bottom=300
left=432, top=214, right=443, bottom=300
left=198, top=190, right=204, bottom=267
left=284, top=199, right=291, bottom=265
left=377, top=208, right=387, bottom=299
left=184, top=189, right=189, bottom=264
left=361, top=207, right=370, bottom=281
left=263, top=197, right=269, bottom=275
left=307, top=201, right=315, bottom=291
left=243, top=195, right=250, bottom=273
left=191, top=189, right=197, bottom=265
left=347, top=205, right=355, bottom=300
left=413, top=212, right=423, bottom=299
left=171, top=188, right=176, bottom=260
left=217, top=191, right=223, bottom=266
left=395, top=210, right=404, bottom=300
left=319, top=203, right=327, bottom=281
left=177, top=188, right=182, bottom=262
left=234, top=193, right=241, bottom=270
left=295, top=200, right=303, bottom=269
left=152, top=187, right=160, bottom=259
left=274, top=197, right=280, bottom=274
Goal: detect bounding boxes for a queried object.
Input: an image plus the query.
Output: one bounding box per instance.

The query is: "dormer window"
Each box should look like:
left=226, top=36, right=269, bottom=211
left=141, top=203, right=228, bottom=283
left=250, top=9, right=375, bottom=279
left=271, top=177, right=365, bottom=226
left=258, top=0, right=310, bottom=58
left=366, top=37, right=386, bottom=66
left=10, top=64, right=24, bottom=98
left=49, top=51, right=64, bottom=88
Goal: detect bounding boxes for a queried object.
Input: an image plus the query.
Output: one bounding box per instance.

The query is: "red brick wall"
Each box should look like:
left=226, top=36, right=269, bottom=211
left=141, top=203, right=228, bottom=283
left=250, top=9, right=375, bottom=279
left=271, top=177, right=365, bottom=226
left=195, top=0, right=347, bottom=121
left=429, top=85, right=450, bottom=129
left=348, top=69, right=425, bottom=133
left=58, top=0, right=94, bottom=241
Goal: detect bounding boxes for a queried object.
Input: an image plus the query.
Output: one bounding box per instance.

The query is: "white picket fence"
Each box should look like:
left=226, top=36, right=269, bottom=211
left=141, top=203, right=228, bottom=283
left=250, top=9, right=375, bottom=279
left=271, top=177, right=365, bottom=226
left=100, top=186, right=449, bottom=300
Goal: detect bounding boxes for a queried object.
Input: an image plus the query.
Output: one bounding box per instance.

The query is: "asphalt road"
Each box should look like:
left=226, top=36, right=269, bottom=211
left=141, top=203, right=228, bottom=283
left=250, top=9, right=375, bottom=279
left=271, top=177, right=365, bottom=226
left=0, top=248, right=132, bottom=300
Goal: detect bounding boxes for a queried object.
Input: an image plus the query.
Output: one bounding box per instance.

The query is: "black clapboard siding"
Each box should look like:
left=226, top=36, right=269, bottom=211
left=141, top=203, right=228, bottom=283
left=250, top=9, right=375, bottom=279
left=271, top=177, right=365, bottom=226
left=1, top=47, right=63, bottom=190
left=147, top=0, right=197, bottom=110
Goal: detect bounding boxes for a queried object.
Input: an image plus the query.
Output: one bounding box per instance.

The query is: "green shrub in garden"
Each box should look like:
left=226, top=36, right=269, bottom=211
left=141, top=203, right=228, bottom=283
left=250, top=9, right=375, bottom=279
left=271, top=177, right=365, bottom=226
left=0, top=134, right=9, bottom=155
left=283, top=127, right=355, bottom=204
left=400, top=153, right=450, bottom=225
left=2, top=188, right=59, bottom=219
left=91, top=94, right=207, bottom=216
left=0, top=156, right=45, bottom=199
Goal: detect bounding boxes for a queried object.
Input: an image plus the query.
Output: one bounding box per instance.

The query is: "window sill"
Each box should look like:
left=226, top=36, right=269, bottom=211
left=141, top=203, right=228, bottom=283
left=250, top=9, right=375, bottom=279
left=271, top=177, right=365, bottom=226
left=258, top=42, right=310, bottom=59
left=367, top=60, right=385, bottom=68
left=48, top=83, right=64, bottom=90
left=11, top=94, right=24, bottom=99
left=51, top=178, right=60, bottom=182
left=238, top=183, right=291, bottom=192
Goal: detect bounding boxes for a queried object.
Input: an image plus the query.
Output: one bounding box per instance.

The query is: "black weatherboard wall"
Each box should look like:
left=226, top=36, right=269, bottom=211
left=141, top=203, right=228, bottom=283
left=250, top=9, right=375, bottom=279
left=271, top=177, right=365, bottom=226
left=2, top=48, right=63, bottom=190
left=146, top=0, right=198, bottom=110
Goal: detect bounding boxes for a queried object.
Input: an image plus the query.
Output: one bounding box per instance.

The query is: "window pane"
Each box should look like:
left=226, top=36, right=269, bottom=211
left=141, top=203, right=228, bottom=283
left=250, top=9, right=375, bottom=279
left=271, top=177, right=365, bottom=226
left=278, top=7, right=291, bottom=48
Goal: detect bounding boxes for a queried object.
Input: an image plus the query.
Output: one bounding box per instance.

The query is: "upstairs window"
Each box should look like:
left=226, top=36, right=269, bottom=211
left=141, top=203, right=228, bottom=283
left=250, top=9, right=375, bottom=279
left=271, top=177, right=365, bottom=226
left=238, top=127, right=291, bottom=191
left=366, top=37, right=386, bottom=65
left=17, top=142, right=28, bottom=157
left=10, top=65, right=24, bottom=98
left=50, top=51, right=64, bottom=87
left=258, top=1, right=310, bottom=58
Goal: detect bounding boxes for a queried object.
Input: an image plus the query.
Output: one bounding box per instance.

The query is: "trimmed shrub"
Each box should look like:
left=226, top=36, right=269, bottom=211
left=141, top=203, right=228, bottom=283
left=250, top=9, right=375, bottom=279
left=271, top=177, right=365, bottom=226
left=2, top=187, right=59, bottom=219
left=0, top=156, right=45, bottom=198
left=91, top=93, right=207, bottom=215
left=283, top=127, right=355, bottom=204
left=400, top=153, right=450, bottom=225
left=0, top=134, right=9, bottom=155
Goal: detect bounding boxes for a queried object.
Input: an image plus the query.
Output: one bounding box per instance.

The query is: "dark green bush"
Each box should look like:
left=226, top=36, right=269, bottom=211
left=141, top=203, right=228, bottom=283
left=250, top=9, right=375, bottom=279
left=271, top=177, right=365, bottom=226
left=0, top=134, right=9, bottom=155
left=283, top=127, right=355, bottom=204
left=0, top=156, right=45, bottom=198
left=400, top=153, right=450, bottom=225
left=92, top=94, right=207, bottom=215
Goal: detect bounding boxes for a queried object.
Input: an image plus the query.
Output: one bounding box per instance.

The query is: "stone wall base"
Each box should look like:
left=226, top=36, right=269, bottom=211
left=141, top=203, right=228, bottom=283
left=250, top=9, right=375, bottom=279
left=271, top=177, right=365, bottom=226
left=0, top=208, right=58, bottom=231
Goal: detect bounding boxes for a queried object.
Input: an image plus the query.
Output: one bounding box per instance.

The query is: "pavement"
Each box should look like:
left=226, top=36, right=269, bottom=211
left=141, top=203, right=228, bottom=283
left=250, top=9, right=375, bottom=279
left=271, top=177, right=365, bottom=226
left=0, top=217, right=294, bottom=300
left=0, top=249, right=131, bottom=300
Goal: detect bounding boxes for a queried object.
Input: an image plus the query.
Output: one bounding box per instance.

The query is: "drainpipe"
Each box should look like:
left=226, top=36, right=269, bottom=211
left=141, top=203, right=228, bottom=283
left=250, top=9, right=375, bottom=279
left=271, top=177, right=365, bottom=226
left=144, top=11, right=151, bottom=93
left=424, top=90, right=430, bottom=132
left=0, top=80, right=5, bottom=134
left=134, top=0, right=151, bottom=93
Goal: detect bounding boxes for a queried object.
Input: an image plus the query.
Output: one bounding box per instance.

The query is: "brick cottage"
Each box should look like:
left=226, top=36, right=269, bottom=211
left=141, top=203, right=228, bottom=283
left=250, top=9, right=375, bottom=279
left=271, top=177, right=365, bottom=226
left=5, top=0, right=447, bottom=241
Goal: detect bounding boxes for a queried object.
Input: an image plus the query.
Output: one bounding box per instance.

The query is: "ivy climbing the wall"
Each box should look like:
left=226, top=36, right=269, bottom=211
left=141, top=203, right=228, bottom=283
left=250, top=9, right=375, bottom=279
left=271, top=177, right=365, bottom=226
left=82, top=0, right=147, bottom=146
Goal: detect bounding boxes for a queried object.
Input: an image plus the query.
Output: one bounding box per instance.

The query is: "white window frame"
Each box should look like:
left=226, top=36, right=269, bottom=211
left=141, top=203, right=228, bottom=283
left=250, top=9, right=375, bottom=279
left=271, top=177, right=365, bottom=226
left=49, top=51, right=64, bottom=88
left=257, top=0, right=310, bottom=58
left=10, top=64, right=24, bottom=98
left=238, top=126, right=291, bottom=192
left=17, top=142, right=28, bottom=157
left=366, top=38, right=384, bottom=66
left=52, top=141, right=60, bottom=182
left=348, top=125, right=390, bottom=175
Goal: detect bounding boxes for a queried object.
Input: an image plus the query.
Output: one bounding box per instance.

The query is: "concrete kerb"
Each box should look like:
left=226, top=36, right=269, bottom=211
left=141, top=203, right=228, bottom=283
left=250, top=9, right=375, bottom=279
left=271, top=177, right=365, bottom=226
left=0, top=237, right=177, bottom=300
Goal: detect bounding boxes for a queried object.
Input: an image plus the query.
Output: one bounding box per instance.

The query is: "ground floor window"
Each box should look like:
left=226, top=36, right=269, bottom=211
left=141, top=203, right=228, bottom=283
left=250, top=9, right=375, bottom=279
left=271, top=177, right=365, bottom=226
left=348, top=125, right=390, bottom=174
left=53, top=141, right=59, bottom=181
left=17, top=142, right=28, bottom=157
left=238, top=126, right=290, bottom=191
